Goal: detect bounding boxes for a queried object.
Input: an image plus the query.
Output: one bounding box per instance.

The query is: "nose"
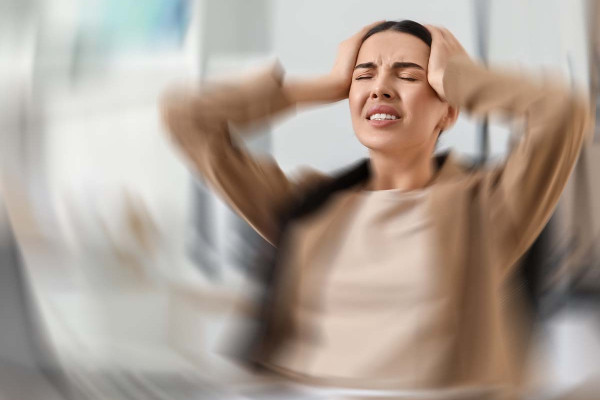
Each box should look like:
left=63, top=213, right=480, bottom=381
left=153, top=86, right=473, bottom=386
left=370, top=77, right=396, bottom=100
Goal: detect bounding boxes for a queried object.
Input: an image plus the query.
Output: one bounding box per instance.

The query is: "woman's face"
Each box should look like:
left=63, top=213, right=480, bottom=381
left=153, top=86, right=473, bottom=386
left=349, top=30, right=452, bottom=156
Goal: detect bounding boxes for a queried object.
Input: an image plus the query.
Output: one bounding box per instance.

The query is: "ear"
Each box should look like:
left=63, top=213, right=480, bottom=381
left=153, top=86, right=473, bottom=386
left=439, top=104, right=459, bottom=131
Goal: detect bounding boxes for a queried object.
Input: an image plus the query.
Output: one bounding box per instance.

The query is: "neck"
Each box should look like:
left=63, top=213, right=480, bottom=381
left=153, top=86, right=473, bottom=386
left=366, top=149, right=437, bottom=191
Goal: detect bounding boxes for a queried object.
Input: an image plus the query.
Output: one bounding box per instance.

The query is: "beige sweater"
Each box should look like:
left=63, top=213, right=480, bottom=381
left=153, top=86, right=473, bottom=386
left=161, top=56, right=590, bottom=398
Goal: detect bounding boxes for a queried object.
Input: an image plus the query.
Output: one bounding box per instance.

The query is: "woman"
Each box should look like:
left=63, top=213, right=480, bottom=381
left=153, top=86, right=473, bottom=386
left=161, top=20, right=589, bottom=400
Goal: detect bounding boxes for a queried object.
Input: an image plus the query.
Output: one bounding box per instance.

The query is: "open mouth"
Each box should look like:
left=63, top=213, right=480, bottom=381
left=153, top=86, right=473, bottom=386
left=366, top=105, right=402, bottom=125
left=366, top=105, right=401, bottom=120
left=368, top=113, right=399, bottom=121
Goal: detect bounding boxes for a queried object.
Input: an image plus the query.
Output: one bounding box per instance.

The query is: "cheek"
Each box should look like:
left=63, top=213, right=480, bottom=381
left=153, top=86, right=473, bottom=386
left=348, top=84, right=367, bottom=119
left=406, top=87, right=444, bottom=118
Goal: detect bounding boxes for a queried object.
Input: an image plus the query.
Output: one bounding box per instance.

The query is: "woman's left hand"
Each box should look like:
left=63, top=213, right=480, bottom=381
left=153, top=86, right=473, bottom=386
left=425, top=25, right=469, bottom=101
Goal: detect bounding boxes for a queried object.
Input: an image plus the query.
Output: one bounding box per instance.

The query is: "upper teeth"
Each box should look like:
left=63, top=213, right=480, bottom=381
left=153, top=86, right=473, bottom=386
left=369, top=113, right=398, bottom=120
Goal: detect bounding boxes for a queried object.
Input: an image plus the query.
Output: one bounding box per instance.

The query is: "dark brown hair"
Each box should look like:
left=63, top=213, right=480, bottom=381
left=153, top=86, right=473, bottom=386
left=362, top=20, right=432, bottom=47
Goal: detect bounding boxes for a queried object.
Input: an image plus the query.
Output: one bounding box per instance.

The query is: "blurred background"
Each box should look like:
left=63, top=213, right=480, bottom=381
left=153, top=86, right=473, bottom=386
left=0, top=0, right=599, bottom=399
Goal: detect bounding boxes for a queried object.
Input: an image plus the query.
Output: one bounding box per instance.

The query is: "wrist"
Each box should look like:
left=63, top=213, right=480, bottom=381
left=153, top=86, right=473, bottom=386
left=283, top=75, right=349, bottom=105
left=324, top=74, right=351, bottom=101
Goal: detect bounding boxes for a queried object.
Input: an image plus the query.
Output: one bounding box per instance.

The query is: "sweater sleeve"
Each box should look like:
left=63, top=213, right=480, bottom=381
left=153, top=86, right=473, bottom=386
left=443, top=55, right=592, bottom=278
left=160, top=64, right=323, bottom=246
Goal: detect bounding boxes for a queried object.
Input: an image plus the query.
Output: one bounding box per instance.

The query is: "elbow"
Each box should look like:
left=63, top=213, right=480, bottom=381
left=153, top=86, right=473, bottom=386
left=558, top=90, right=593, bottom=156
left=158, top=86, right=207, bottom=149
left=159, top=88, right=184, bottom=141
left=158, top=87, right=219, bottom=163
left=546, top=87, right=592, bottom=153
left=571, top=93, right=594, bottom=147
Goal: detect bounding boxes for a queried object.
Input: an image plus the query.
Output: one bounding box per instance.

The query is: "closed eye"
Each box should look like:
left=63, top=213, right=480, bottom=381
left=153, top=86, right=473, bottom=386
left=400, top=77, right=418, bottom=82
left=355, top=76, right=372, bottom=80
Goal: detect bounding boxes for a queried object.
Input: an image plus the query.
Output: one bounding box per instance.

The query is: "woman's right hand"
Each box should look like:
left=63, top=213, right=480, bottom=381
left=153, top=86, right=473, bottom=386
left=284, top=21, right=384, bottom=105
left=325, top=20, right=385, bottom=101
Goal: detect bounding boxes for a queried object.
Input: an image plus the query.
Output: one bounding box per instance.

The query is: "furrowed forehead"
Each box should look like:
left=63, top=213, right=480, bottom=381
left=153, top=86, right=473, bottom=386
left=356, top=31, right=430, bottom=67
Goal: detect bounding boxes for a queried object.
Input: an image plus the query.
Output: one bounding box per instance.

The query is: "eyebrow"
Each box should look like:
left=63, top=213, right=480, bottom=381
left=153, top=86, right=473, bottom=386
left=354, top=61, right=424, bottom=70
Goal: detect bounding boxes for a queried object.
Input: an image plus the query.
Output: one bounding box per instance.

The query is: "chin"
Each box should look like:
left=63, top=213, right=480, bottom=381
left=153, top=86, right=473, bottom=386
left=356, top=129, right=435, bottom=157
left=355, top=130, right=406, bottom=154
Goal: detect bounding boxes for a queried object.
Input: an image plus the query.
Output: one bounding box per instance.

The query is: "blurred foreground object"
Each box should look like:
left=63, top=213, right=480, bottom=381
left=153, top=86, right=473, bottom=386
left=0, top=192, right=72, bottom=400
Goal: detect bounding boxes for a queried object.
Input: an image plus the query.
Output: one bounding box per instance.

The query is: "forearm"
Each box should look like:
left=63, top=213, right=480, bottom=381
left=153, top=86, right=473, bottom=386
left=160, top=65, right=300, bottom=245
left=163, top=69, right=346, bottom=138
left=445, top=55, right=591, bottom=276
left=282, top=74, right=346, bottom=106
left=443, top=55, right=589, bottom=124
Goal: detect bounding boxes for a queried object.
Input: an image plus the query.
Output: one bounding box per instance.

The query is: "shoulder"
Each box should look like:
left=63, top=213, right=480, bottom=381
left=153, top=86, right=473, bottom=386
left=435, top=151, right=506, bottom=196
left=289, top=166, right=332, bottom=196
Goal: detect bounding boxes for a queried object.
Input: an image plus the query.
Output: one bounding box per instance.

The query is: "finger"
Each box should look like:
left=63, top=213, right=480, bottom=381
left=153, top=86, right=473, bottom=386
left=424, top=24, right=442, bottom=41
left=436, top=27, right=451, bottom=41
left=440, top=27, right=456, bottom=42
left=440, top=27, right=464, bottom=49
left=362, top=20, right=386, bottom=32
left=355, top=20, right=386, bottom=39
left=440, top=27, right=465, bottom=50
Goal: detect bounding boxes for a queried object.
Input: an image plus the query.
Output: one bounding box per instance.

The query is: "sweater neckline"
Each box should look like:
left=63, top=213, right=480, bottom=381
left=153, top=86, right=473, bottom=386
left=358, top=150, right=460, bottom=198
